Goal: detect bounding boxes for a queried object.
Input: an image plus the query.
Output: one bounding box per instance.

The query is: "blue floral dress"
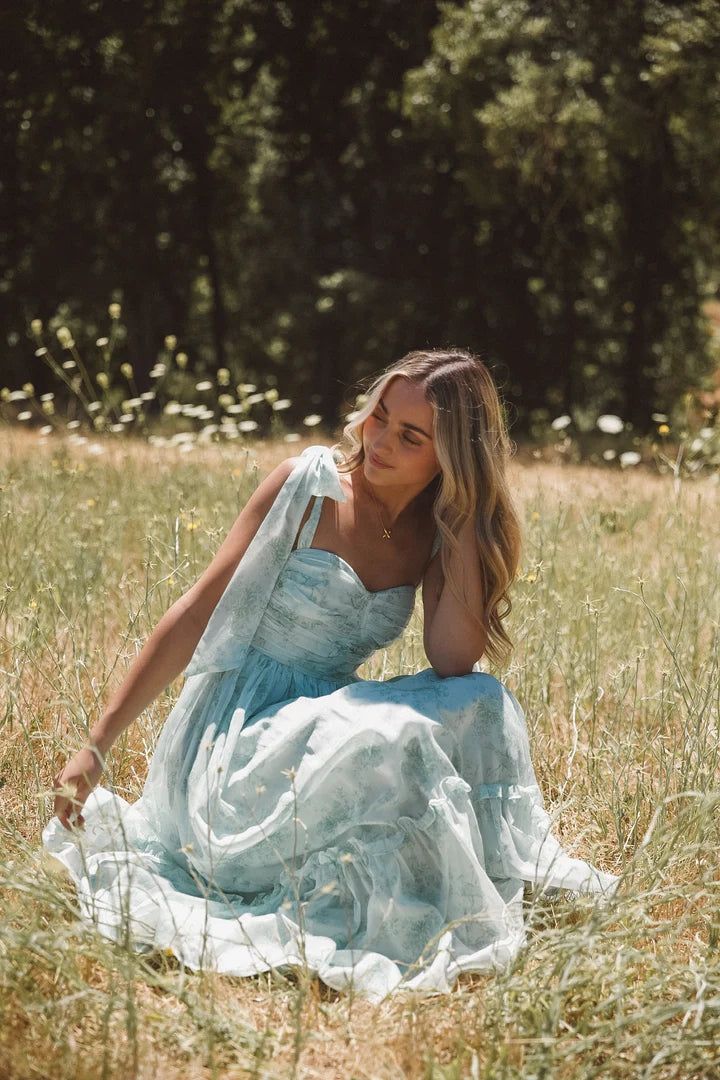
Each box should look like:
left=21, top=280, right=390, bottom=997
left=42, top=443, right=620, bottom=1003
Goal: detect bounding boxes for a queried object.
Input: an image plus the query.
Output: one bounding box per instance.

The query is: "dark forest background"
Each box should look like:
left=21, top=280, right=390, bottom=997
left=2, top=0, right=720, bottom=435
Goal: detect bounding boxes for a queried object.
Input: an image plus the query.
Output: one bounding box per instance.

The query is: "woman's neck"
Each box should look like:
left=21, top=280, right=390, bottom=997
left=350, top=465, right=435, bottom=528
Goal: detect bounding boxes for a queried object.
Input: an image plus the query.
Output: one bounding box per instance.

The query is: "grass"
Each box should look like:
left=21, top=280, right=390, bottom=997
left=1, top=424, right=718, bottom=1078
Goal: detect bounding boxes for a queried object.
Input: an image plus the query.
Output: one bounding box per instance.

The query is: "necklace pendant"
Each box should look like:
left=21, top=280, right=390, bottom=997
left=382, top=527, right=392, bottom=540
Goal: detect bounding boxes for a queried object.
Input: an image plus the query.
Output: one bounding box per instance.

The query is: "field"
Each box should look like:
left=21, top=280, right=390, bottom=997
left=1, top=426, right=718, bottom=1079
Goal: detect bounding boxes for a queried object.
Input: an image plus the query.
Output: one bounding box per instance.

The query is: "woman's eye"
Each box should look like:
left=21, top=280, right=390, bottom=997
left=371, top=413, right=419, bottom=446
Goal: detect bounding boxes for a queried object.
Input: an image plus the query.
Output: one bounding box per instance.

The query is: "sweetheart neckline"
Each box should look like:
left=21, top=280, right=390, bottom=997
left=288, top=547, right=417, bottom=597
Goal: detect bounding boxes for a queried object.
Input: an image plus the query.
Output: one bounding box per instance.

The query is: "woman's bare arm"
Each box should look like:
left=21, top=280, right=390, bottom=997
left=421, top=518, right=487, bottom=678
left=86, top=455, right=299, bottom=757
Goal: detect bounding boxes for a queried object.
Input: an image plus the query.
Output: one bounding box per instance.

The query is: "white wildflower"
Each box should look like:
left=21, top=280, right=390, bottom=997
left=597, top=414, right=624, bottom=434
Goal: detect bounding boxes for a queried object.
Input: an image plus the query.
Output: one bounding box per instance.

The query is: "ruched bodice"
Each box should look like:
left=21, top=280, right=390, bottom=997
left=252, top=480, right=435, bottom=679
left=252, top=549, right=414, bottom=679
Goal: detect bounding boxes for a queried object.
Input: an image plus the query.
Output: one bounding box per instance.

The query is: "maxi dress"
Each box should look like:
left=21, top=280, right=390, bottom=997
left=42, top=443, right=620, bottom=1003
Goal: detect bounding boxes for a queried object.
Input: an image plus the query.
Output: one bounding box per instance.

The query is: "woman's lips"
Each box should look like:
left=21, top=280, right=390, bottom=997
left=369, top=451, right=391, bottom=468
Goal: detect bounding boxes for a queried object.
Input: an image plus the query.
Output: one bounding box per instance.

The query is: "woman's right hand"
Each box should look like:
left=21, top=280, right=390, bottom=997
left=52, top=745, right=106, bottom=830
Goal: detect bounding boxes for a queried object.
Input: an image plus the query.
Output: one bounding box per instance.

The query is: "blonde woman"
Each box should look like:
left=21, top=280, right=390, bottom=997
left=44, top=348, right=620, bottom=1003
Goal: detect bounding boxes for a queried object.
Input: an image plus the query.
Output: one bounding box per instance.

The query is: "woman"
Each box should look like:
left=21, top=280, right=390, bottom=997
left=44, top=348, right=620, bottom=1003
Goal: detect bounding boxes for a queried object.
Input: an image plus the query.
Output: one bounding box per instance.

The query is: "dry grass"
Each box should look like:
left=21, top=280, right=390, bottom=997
left=1, top=425, right=719, bottom=1078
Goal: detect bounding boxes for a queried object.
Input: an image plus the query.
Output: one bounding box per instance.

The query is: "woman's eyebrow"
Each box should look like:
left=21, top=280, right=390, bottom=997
left=378, top=396, right=431, bottom=439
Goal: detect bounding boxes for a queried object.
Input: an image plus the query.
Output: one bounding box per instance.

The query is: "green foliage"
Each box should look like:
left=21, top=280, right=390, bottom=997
left=2, top=1, right=719, bottom=433
left=404, top=0, right=720, bottom=426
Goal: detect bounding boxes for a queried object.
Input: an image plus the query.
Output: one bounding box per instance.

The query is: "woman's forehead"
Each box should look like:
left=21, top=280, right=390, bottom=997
left=382, top=378, right=433, bottom=422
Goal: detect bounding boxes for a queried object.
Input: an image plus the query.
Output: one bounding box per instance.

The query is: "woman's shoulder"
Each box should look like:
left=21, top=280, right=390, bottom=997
left=256, top=454, right=300, bottom=491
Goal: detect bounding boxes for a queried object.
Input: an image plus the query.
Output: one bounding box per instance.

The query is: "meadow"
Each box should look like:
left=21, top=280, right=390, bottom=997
left=1, top=424, right=718, bottom=1079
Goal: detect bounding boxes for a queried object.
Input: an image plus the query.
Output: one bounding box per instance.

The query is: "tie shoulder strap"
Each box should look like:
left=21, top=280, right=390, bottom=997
left=295, top=493, right=325, bottom=549
left=185, top=444, right=346, bottom=677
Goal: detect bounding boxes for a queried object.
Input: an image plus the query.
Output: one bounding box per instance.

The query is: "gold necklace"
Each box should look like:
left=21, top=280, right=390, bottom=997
left=366, top=479, right=392, bottom=540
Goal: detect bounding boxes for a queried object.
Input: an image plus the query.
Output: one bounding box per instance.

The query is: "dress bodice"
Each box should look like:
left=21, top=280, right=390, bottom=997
left=183, top=444, right=439, bottom=682
left=252, top=485, right=439, bottom=679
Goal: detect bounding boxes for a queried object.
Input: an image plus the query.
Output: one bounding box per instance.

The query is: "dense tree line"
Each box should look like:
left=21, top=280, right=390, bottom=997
left=1, top=0, right=719, bottom=433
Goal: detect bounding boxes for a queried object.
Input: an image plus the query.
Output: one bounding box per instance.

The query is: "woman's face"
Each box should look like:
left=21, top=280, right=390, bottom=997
left=362, top=377, right=440, bottom=488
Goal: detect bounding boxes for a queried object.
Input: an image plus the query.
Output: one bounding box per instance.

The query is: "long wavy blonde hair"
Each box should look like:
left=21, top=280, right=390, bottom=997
left=331, top=348, right=523, bottom=669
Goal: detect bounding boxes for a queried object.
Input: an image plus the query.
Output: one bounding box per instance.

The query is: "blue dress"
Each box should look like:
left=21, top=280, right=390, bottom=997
left=42, top=443, right=620, bottom=1003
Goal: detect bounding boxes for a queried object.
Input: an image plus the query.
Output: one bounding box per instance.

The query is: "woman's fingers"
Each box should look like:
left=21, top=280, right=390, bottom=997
left=53, top=778, right=87, bottom=829
left=64, top=807, right=85, bottom=829
left=58, top=801, right=86, bottom=829
left=51, top=747, right=105, bottom=830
